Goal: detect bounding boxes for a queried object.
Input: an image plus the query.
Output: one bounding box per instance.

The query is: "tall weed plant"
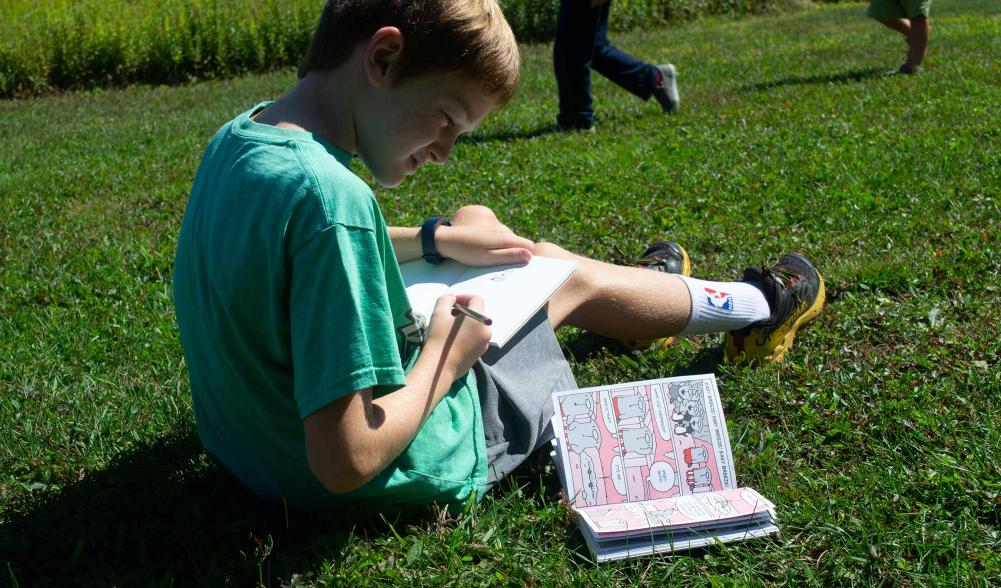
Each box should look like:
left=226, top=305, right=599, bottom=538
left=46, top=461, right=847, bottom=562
left=0, top=0, right=824, bottom=97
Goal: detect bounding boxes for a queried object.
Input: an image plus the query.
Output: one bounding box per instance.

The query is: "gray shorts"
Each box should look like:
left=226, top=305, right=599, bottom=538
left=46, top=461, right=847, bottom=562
left=472, top=309, right=578, bottom=487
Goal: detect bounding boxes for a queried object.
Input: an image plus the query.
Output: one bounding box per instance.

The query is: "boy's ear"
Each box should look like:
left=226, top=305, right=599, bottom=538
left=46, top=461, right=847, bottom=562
left=364, top=27, right=405, bottom=87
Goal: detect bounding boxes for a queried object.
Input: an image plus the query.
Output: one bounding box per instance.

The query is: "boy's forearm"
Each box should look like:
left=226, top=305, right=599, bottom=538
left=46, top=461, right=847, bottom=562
left=388, top=226, right=423, bottom=262
left=305, top=339, right=463, bottom=492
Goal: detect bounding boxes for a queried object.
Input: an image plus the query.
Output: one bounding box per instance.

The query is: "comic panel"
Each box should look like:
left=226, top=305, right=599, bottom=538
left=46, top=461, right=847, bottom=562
left=654, top=376, right=736, bottom=495
left=553, top=374, right=735, bottom=509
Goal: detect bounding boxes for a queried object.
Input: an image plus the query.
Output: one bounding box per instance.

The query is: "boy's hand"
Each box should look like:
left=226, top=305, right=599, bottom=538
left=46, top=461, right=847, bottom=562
left=425, top=294, right=491, bottom=376
left=436, top=205, right=534, bottom=266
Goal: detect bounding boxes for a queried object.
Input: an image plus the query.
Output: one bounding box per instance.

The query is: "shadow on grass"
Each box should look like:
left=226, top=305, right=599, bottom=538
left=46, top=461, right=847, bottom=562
left=739, top=67, right=885, bottom=92
left=563, top=331, right=726, bottom=375
left=460, top=123, right=563, bottom=145
left=0, top=429, right=438, bottom=587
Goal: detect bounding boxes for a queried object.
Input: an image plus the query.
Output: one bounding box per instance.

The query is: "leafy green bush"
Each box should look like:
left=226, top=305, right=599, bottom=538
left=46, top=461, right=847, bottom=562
left=0, top=0, right=318, bottom=97
left=0, top=0, right=824, bottom=98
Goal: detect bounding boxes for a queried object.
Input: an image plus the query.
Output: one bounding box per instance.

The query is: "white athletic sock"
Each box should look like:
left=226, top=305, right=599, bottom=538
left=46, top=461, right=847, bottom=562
left=678, top=276, right=770, bottom=336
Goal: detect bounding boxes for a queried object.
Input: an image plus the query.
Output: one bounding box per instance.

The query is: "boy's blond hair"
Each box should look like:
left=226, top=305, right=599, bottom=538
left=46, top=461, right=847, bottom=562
left=299, top=0, right=520, bottom=104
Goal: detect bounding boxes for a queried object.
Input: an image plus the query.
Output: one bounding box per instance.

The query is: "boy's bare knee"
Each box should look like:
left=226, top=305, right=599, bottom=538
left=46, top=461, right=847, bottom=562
left=534, top=241, right=604, bottom=298
left=451, top=204, right=498, bottom=224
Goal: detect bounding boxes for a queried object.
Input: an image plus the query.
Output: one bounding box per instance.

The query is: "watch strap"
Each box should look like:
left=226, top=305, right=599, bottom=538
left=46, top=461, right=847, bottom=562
left=420, top=215, right=451, bottom=264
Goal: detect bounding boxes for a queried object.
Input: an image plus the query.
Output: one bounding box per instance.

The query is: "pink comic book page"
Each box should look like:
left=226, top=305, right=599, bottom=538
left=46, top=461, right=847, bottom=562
left=575, top=487, right=776, bottom=537
left=551, top=374, right=737, bottom=510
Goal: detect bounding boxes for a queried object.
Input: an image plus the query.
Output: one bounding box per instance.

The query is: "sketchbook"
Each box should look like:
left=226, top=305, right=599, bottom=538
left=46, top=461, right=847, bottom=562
left=398, top=255, right=576, bottom=348
left=550, top=374, right=779, bottom=562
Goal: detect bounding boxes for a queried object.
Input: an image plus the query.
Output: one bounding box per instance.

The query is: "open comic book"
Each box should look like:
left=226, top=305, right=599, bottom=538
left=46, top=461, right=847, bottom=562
left=550, top=374, right=779, bottom=562
left=399, top=255, right=576, bottom=348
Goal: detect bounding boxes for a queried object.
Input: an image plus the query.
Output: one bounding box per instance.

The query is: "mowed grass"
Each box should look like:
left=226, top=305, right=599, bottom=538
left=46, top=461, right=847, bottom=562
left=1, top=0, right=999, bottom=585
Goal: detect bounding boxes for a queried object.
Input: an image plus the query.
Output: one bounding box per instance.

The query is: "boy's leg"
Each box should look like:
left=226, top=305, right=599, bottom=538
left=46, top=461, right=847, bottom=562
left=541, top=242, right=692, bottom=338
left=475, top=309, right=578, bottom=488
left=553, top=0, right=602, bottom=129
left=537, top=242, right=825, bottom=363
left=590, top=3, right=679, bottom=113
left=869, top=0, right=930, bottom=73
left=618, top=241, right=692, bottom=350
left=906, top=16, right=930, bottom=68
left=590, top=2, right=658, bottom=100
left=877, top=18, right=912, bottom=37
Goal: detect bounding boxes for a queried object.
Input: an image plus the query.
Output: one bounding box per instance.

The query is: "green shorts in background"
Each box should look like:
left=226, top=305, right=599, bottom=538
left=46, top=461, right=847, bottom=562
left=867, top=0, right=931, bottom=20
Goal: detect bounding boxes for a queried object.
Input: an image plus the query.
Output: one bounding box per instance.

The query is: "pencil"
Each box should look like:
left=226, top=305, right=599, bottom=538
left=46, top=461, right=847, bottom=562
left=451, top=303, right=493, bottom=325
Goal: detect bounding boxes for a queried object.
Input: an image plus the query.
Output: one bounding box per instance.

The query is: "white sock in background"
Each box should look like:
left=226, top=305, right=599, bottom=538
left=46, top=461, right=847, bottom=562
left=678, top=276, right=771, bottom=336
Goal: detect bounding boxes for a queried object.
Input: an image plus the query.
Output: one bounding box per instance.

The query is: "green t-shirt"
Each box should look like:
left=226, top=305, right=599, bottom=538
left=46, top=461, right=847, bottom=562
left=173, top=102, right=487, bottom=509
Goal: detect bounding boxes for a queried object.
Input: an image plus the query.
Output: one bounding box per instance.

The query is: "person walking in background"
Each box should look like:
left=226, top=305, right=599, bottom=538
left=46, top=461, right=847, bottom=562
left=553, top=0, right=679, bottom=131
left=867, top=0, right=932, bottom=74
left=548, top=0, right=680, bottom=130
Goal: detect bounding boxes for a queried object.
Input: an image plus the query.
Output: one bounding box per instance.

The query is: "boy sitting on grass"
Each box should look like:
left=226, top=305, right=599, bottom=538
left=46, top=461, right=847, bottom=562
left=173, top=0, right=825, bottom=511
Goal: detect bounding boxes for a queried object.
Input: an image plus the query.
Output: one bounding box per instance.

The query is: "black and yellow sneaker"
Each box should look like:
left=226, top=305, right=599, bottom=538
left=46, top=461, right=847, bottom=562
left=725, top=253, right=826, bottom=364
left=621, top=241, right=692, bottom=350
left=636, top=240, right=691, bottom=276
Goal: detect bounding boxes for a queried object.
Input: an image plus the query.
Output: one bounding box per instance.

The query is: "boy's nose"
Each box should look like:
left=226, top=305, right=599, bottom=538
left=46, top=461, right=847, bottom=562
left=429, top=140, right=454, bottom=165
left=428, top=128, right=461, bottom=164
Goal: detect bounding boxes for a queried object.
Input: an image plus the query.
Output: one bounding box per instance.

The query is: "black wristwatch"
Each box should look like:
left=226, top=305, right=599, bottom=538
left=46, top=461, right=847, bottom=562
left=420, top=215, right=451, bottom=264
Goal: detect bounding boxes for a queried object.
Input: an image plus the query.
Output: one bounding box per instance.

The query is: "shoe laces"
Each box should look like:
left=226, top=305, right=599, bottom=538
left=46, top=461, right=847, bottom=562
left=733, top=258, right=813, bottom=335
left=764, top=265, right=806, bottom=304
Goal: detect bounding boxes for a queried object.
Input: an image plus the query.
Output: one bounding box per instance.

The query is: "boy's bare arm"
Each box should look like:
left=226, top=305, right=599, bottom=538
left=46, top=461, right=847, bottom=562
left=388, top=205, right=534, bottom=266
left=303, top=294, right=491, bottom=494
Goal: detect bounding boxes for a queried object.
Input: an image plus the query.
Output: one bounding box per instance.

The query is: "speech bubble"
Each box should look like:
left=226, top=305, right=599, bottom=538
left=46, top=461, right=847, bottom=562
left=610, top=455, right=626, bottom=495
left=704, top=493, right=735, bottom=516
left=599, top=390, right=616, bottom=433
left=647, top=461, right=677, bottom=492
left=650, top=385, right=671, bottom=441
left=578, top=452, right=598, bottom=506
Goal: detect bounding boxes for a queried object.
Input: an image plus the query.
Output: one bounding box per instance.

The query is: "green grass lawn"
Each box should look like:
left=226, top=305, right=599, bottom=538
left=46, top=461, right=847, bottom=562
left=1, top=0, right=999, bottom=585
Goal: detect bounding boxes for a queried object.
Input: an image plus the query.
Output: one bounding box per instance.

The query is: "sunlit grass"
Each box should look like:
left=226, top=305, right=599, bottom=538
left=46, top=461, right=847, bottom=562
left=1, top=0, right=999, bottom=585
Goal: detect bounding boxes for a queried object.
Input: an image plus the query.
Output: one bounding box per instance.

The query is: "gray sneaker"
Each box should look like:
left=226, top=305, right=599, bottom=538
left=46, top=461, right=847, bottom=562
left=652, top=63, right=680, bottom=113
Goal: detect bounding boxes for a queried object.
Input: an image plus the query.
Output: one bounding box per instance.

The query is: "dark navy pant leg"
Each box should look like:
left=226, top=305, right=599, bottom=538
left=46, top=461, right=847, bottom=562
left=554, top=1, right=659, bottom=127
left=591, top=5, right=659, bottom=100
left=553, top=0, right=603, bottom=128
